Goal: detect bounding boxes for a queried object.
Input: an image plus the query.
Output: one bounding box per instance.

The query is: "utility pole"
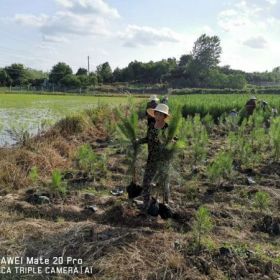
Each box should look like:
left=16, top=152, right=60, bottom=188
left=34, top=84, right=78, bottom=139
left=87, top=56, right=90, bottom=75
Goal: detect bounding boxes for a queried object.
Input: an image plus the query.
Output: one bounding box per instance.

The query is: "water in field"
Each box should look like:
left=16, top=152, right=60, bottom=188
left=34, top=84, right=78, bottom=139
left=0, top=93, right=132, bottom=146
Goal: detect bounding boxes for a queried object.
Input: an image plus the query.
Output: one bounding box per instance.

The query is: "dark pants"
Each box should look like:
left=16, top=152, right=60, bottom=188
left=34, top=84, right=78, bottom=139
left=142, top=158, right=170, bottom=204
left=142, top=158, right=157, bottom=202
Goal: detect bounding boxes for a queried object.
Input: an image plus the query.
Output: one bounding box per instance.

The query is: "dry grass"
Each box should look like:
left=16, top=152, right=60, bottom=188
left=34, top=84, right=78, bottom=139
left=0, top=105, right=280, bottom=279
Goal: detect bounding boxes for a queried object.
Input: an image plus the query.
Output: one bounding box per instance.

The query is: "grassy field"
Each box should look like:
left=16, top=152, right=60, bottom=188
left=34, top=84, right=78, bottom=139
left=1, top=92, right=280, bottom=145
left=0, top=93, right=142, bottom=145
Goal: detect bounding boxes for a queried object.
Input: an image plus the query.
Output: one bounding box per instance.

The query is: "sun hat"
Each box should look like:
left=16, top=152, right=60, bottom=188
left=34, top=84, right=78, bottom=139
left=149, top=95, right=159, bottom=102
left=147, top=103, right=170, bottom=120
left=250, top=96, right=257, bottom=100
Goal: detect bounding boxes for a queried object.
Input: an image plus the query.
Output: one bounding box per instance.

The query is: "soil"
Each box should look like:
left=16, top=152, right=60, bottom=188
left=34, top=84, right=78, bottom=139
left=0, top=116, right=279, bottom=280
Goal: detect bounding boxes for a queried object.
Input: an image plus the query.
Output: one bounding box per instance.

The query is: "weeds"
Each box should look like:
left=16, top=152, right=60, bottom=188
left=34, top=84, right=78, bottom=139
left=55, top=114, right=86, bottom=135
left=6, top=124, right=31, bottom=146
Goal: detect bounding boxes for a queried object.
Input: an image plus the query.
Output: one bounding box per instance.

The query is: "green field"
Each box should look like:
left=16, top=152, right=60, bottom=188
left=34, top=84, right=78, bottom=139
left=0, top=93, right=140, bottom=145
left=169, top=94, right=280, bottom=120
left=1, top=92, right=279, bottom=145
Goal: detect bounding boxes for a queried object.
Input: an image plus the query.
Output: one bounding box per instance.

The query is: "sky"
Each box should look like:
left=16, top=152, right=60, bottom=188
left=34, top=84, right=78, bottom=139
left=0, top=0, right=280, bottom=73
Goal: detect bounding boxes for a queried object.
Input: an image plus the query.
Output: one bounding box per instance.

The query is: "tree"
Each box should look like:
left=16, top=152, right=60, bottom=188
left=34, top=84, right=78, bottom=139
left=226, top=74, right=246, bottom=89
left=96, top=62, right=113, bottom=83
left=25, top=68, right=47, bottom=87
left=60, top=74, right=81, bottom=88
left=76, top=68, right=88, bottom=76
left=0, top=69, right=9, bottom=86
left=178, top=54, right=192, bottom=67
left=4, top=64, right=28, bottom=86
left=192, top=34, right=222, bottom=70
left=205, top=68, right=228, bottom=88
left=49, top=62, right=72, bottom=85
left=88, top=72, right=98, bottom=86
left=112, top=67, right=123, bottom=82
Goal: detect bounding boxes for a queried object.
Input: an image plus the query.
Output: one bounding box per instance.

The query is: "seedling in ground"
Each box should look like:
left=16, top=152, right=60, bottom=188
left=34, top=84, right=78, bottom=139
left=77, top=144, right=97, bottom=174
left=28, top=166, right=39, bottom=185
left=253, top=191, right=270, bottom=214
left=269, top=117, right=280, bottom=160
left=116, top=110, right=140, bottom=184
left=192, top=206, right=213, bottom=252
left=192, top=115, right=209, bottom=164
left=207, top=151, right=233, bottom=185
left=51, top=170, right=67, bottom=197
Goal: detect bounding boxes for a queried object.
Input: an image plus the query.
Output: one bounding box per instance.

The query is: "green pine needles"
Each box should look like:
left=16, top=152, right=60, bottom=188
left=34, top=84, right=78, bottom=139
left=207, top=151, right=233, bottom=184
left=269, top=117, right=280, bottom=160
left=193, top=206, right=213, bottom=252
left=254, top=191, right=270, bottom=214
left=51, top=170, right=67, bottom=197
left=117, top=110, right=140, bottom=184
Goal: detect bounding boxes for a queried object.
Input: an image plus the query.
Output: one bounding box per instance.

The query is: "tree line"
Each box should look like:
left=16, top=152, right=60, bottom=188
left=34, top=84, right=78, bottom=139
left=1, top=34, right=280, bottom=90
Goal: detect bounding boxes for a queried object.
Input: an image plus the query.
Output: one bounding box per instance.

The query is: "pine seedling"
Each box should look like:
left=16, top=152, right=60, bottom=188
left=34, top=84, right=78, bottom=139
left=193, top=206, right=213, bottom=252
left=51, top=170, right=67, bottom=197
left=269, top=117, right=280, bottom=160
left=155, top=107, right=186, bottom=199
left=77, top=144, right=97, bottom=174
left=28, top=166, right=39, bottom=185
left=207, top=151, right=233, bottom=184
left=117, top=110, right=140, bottom=184
left=202, top=113, right=214, bottom=133
left=254, top=191, right=270, bottom=214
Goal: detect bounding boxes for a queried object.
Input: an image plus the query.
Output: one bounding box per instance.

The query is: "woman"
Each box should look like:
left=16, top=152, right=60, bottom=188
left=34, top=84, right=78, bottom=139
left=137, top=103, right=171, bottom=209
